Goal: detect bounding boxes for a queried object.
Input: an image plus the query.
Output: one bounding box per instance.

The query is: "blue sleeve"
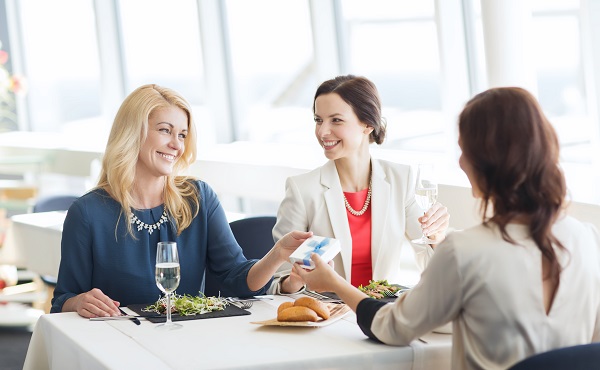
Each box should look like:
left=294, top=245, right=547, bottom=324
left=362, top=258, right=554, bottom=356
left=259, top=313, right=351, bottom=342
left=356, top=298, right=388, bottom=343
left=200, top=182, right=272, bottom=296
left=51, top=201, right=93, bottom=313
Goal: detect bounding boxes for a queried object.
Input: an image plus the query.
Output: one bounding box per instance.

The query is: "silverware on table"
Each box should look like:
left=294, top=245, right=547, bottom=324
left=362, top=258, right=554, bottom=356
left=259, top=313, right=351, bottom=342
left=225, top=298, right=253, bottom=309
left=90, top=315, right=141, bottom=323
left=90, top=311, right=141, bottom=325
left=302, top=290, right=344, bottom=303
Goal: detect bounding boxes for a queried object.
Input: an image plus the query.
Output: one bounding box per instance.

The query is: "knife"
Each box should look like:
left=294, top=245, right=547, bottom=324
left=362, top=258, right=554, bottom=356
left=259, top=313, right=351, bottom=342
left=90, top=315, right=141, bottom=325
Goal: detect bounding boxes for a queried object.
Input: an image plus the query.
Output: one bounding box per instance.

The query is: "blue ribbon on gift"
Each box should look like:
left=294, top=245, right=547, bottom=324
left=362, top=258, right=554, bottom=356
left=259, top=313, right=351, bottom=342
left=302, top=238, right=331, bottom=266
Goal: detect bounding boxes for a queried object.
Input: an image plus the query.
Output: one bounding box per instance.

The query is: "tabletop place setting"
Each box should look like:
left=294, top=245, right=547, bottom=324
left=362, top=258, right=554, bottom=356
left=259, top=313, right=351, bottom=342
left=28, top=234, right=453, bottom=370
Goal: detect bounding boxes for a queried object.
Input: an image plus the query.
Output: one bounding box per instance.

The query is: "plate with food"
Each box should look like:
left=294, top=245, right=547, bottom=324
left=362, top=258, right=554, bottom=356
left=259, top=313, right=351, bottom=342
left=251, top=297, right=351, bottom=327
left=127, top=293, right=250, bottom=323
left=358, top=280, right=411, bottom=301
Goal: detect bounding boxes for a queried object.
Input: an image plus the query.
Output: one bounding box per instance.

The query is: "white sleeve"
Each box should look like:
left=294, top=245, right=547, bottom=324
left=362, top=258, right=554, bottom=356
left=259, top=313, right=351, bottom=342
left=269, top=176, right=310, bottom=294
left=272, top=176, right=309, bottom=242
left=370, top=236, right=463, bottom=345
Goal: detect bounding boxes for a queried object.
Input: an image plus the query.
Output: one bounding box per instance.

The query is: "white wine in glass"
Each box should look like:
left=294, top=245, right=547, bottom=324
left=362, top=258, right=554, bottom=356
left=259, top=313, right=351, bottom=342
left=155, top=241, right=182, bottom=330
left=411, top=164, right=439, bottom=244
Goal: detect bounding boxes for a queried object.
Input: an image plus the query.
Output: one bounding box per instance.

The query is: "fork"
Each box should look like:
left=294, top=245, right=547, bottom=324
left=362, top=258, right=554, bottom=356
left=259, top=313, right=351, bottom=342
left=225, top=298, right=253, bottom=309
left=303, top=290, right=344, bottom=304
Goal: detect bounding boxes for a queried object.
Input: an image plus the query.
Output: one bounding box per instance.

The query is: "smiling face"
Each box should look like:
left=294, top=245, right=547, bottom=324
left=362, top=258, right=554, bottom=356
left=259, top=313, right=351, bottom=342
left=314, top=93, right=373, bottom=161
left=136, top=106, right=188, bottom=180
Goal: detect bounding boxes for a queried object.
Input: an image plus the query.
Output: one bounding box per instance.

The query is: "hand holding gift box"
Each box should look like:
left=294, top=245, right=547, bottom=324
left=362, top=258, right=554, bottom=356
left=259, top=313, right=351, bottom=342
left=289, top=235, right=341, bottom=269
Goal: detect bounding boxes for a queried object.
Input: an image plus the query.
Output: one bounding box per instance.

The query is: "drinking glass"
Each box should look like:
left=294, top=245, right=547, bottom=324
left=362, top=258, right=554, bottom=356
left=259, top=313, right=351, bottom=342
left=411, top=164, right=439, bottom=244
left=155, top=241, right=182, bottom=330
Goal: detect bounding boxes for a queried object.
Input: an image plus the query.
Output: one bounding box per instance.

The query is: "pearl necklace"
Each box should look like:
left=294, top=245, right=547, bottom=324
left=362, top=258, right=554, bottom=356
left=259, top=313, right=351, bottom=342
left=130, top=208, right=169, bottom=234
left=343, top=176, right=372, bottom=216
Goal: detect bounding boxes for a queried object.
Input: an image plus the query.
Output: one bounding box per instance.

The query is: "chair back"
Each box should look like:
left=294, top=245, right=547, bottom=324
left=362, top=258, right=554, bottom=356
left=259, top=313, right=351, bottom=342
left=508, top=343, right=600, bottom=370
left=32, top=195, right=78, bottom=213
left=204, top=216, right=277, bottom=297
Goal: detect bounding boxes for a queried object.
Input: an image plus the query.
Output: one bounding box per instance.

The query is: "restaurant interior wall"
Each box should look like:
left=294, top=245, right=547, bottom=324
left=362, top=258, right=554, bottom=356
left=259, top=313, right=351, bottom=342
left=0, top=0, right=598, bottom=217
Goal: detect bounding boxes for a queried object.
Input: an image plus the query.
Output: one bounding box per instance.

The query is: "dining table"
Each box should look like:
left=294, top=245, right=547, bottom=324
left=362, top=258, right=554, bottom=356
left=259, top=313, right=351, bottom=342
left=23, top=294, right=452, bottom=370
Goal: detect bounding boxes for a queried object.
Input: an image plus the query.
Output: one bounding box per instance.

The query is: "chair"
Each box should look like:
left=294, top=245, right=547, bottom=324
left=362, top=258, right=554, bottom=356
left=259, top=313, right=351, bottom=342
left=32, top=195, right=78, bottom=213
left=508, top=343, right=600, bottom=370
left=204, top=216, right=277, bottom=297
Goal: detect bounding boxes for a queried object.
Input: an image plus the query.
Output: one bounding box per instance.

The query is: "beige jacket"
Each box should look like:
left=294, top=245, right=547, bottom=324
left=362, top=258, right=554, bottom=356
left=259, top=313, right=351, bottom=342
left=273, top=159, right=433, bottom=284
left=370, top=216, right=600, bottom=369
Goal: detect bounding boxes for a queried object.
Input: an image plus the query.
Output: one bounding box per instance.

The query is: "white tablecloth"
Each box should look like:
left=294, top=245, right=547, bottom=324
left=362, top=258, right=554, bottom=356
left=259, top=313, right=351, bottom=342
left=24, top=296, right=452, bottom=370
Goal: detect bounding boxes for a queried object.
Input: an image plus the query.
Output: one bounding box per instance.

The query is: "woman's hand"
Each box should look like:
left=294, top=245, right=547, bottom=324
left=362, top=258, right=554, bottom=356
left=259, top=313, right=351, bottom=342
left=247, top=230, right=312, bottom=292
left=281, top=258, right=335, bottom=294
left=274, top=230, right=313, bottom=264
left=292, top=254, right=342, bottom=293
left=280, top=269, right=305, bottom=294
left=419, top=202, right=450, bottom=246
left=293, top=254, right=368, bottom=312
left=63, top=288, right=121, bottom=318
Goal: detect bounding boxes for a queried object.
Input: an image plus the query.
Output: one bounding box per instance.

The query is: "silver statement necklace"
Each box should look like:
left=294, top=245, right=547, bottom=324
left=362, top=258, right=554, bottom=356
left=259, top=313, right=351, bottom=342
left=130, top=208, right=169, bottom=234
left=343, top=175, right=372, bottom=217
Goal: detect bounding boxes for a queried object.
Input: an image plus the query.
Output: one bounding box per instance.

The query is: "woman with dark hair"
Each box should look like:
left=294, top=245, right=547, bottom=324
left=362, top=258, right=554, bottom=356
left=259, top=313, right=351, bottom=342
left=272, top=75, right=450, bottom=293
left=294, top=87, right=600, bottom=369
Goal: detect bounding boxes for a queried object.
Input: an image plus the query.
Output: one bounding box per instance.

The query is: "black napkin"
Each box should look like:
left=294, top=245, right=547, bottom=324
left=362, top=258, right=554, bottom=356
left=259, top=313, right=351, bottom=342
left=126, top=303, right=251, bottom=324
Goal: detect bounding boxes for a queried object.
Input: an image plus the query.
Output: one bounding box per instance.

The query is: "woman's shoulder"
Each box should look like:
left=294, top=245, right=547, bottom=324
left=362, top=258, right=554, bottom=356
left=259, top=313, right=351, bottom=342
left=438, top=224, right=495, bottom=256
left=554, top=214, right=600, bottom=243
left=74, top=187, right=115, bottom=207
left=64, top=188, right=119, bottom=224
left=180, top=178, right=218, bottom=203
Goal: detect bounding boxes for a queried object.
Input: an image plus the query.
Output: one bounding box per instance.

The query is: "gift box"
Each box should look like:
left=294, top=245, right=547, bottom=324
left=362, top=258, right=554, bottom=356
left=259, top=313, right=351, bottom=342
left=289, top=235, right=341, bottom=269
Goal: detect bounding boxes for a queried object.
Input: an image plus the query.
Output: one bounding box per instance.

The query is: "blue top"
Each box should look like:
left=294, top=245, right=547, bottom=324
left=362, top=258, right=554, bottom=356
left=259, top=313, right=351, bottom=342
left=51, top=180, right=269, bottom=313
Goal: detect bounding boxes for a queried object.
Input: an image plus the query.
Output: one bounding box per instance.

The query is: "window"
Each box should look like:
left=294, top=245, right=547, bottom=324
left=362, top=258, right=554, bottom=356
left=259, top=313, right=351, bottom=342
left=225, top=0, right=316, bottom=144
left=18, top=0, right=101, bottom=131
left=339, top=0, right=446, bottom=152
left=118, top=0, right=205, bottom=105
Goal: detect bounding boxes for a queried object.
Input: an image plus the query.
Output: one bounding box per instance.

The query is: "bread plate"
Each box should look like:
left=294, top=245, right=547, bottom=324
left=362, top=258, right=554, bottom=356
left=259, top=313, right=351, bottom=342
left=250, top=303, right=351, bottom=327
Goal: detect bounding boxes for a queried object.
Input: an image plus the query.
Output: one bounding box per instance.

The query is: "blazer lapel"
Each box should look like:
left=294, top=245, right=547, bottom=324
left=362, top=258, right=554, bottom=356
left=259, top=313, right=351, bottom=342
left=370, top=159, right=390, bottom=279
left=321, top=161, right=353, bottom=281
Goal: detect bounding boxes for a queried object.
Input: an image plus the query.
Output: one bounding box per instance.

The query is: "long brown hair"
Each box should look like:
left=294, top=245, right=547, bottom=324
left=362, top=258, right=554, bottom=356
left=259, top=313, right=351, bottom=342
left=458, top=87, right=567, bottom=281
left=313, top=75, right=387, bottom=144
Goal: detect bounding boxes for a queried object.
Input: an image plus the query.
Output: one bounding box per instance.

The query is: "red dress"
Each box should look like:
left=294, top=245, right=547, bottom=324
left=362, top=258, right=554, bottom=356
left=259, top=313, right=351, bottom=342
left=344, top=188, right=372, bottom=287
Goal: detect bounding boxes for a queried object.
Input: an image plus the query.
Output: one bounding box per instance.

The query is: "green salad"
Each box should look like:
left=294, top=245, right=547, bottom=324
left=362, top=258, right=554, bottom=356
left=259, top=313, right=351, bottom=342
left=143, top=293, right=228, bottom=316
left=358, top=280, right=401, bottom=299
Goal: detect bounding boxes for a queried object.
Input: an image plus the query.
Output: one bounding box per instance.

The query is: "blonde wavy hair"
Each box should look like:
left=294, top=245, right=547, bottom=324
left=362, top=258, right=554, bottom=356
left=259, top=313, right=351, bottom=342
left=97, top=84, right=199, bottom=236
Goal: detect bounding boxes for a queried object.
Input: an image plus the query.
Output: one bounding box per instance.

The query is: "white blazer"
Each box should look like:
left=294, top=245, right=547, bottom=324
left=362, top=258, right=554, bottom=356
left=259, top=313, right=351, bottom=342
left=273, top=158, right=434, bottom=284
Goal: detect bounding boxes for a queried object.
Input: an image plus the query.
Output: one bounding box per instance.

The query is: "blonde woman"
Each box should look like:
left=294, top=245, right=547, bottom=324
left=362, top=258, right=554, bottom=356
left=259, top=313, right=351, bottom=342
left=51, top=84, right=311, bottom=317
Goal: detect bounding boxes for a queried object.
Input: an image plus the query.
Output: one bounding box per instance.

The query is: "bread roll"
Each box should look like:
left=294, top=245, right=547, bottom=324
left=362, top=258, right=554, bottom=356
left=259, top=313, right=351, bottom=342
left=277, top=306, right=319, bottom=322
left=277, top=301, right=294, bottom=315
left=293, top=296, right=330, bottom=320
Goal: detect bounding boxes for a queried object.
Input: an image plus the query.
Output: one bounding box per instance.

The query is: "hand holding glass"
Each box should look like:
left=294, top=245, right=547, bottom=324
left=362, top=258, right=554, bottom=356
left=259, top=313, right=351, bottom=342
left=155, top=241, right=182, bottom=330
left=411, top=164, right=439, bottom=244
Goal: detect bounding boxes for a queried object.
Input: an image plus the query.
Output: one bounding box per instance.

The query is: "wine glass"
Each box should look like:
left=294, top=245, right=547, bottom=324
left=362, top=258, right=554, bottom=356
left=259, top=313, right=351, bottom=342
left=411, top=164, right=439, bottom=244
left=155, top=241, right=182, bottom=330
